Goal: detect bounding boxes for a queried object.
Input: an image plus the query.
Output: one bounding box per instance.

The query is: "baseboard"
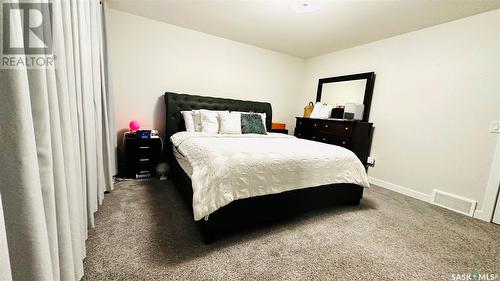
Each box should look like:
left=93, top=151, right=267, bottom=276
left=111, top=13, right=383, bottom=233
left=368, top=177, right=433, bottom=203
left=472, top=209, right=492, bottom=222
left=368, top=177, right=494, bottom=221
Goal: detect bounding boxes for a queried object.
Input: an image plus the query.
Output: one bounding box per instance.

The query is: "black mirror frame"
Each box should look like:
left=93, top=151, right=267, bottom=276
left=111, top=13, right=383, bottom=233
left=316, top=72, right=376, bottom=122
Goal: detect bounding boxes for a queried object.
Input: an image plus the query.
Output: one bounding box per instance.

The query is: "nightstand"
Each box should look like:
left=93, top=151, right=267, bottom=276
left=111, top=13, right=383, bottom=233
left=123, top=132, right=162, bottom=179
left=269, top=129, right=289, bottom=134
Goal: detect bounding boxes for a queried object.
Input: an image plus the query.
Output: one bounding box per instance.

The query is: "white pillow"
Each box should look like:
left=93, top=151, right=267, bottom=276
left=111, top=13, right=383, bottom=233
left=233, top=111, right=267, bottom=132
left=218, top=112, right=242, bottom=134
left=181, top=111, right=195, bottom=132
left=200, top=109, right=228, bottom=133
left=191, top=110, right=202, bottom=132
left=258, top=112, right=267, bottom=132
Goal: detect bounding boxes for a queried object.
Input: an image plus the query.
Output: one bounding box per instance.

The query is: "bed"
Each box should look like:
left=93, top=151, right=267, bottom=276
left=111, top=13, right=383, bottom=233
left=164, top=92, right=370, bottom=243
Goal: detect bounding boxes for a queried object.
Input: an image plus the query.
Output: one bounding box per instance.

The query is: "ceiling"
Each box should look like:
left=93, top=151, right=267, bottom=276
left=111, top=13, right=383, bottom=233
left=107, top=0, right=500, bottom=58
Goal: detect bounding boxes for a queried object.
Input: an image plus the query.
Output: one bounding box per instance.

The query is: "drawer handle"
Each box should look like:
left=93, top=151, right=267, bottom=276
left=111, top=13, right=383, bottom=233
left=299, top=121, right=302, bottom=125
left=139, top=146, right=150, bottom=149
left=139, top=158, right=150, bottom=162
left=325, top=124, right=328, bottom=128
left=314, top=123, right=317, bottom=127
left=322, top=137, right=326, bottom=141
left=345, top=127, right=349, bottom=131
left=342, top=141, right=346, bottom=145
left=312, top=136, right=316, bottom=139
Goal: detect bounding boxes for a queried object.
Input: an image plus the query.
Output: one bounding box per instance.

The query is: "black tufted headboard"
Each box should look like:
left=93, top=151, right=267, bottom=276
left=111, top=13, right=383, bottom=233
left=164, top=92, right=272, bottom=162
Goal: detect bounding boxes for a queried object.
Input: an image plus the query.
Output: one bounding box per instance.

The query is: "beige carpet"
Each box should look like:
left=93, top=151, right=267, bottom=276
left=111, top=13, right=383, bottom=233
left=83, top=179, right=499, bottom=280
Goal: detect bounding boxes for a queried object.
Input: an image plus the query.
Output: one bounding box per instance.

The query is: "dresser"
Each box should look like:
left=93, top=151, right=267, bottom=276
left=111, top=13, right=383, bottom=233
left=294, top=117, right=373, bottom=165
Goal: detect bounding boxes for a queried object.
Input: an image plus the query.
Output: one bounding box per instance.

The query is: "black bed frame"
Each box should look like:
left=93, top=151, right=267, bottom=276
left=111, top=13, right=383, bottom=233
left=164, top=92, right=364, bottom=243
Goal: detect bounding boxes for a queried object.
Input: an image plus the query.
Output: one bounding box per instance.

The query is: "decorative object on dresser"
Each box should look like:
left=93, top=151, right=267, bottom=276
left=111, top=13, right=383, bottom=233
left=331, top=106, right=344, bottom=119
left=294, top=117, right=372, bottom=165
left=303, top=101, right=314, bottom=118
left=343, top=103, right=365, bottom=120
left=310, top=102, right=334, bottom=119
left=123, top=132, right=163, bottom=179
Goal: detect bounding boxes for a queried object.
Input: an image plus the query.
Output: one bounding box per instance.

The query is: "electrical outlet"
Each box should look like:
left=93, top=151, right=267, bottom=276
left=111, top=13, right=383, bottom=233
left=367, top=156, right=375, bottom=166
left=490, top=121, right=500, bottom=133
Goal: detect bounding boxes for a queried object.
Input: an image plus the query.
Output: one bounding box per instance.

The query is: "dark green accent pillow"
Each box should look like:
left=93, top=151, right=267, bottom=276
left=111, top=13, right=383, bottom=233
left=241, top=113, right=266, bottom=134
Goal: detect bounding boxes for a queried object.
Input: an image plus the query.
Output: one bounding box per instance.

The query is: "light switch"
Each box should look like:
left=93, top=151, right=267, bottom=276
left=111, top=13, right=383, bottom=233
left=490, top=121, right=500, bottom=133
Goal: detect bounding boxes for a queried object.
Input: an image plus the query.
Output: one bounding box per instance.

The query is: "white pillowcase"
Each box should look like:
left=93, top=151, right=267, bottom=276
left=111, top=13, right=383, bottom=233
left=187, top=110, right=202, bottom=132
left=257, top=112, right=267, bottom=131
left=181, top=111, right=195, bottom=132
left=199, top=110, right=218, bottom=133
left=310, top=102, right=333, bottom=119
left=200, top=109, right=228, bottom=133
left=218, top=112, right=242, bottom=134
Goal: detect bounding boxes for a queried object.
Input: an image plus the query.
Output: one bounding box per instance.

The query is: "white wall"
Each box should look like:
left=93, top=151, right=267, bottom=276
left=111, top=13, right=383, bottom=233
left=300, top=10, right=500, bottom=210
left=106, top=8, right=304, bottom=141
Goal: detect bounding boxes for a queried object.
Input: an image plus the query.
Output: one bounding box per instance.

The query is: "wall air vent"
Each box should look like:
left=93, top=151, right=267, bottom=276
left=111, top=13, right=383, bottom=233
left=432, top=190, right=477, bottom=217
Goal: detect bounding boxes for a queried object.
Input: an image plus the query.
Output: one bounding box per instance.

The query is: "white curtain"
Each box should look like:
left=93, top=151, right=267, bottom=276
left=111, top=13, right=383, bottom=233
left=0, top=0, right=115, bottom=280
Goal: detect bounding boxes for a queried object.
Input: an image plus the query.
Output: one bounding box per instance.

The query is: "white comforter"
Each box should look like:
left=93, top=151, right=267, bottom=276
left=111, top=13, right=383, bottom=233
left=171, top=132, right=370, bottom=221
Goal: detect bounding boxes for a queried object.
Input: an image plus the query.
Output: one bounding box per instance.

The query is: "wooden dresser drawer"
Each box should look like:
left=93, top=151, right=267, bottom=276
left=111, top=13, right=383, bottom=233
left=296, top=118, right=353, bottom=136
left=321, top=122, right=353, bottom=136
left=296, top=131, right=352, bottom=148
left=327, top=135, right=352, bottom=148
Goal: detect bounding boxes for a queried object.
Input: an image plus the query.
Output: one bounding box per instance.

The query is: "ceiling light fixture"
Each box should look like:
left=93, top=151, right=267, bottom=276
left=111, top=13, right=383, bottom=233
left=289, top=1, right=321, bottom=13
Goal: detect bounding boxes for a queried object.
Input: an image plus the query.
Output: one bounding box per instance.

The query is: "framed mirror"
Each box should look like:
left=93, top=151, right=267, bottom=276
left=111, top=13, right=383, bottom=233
left=316, top=72, right=375, bottom=122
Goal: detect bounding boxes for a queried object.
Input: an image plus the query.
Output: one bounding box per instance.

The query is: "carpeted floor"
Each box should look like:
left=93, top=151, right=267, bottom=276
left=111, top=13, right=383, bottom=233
left=83, top=179, right=499, bottom=280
